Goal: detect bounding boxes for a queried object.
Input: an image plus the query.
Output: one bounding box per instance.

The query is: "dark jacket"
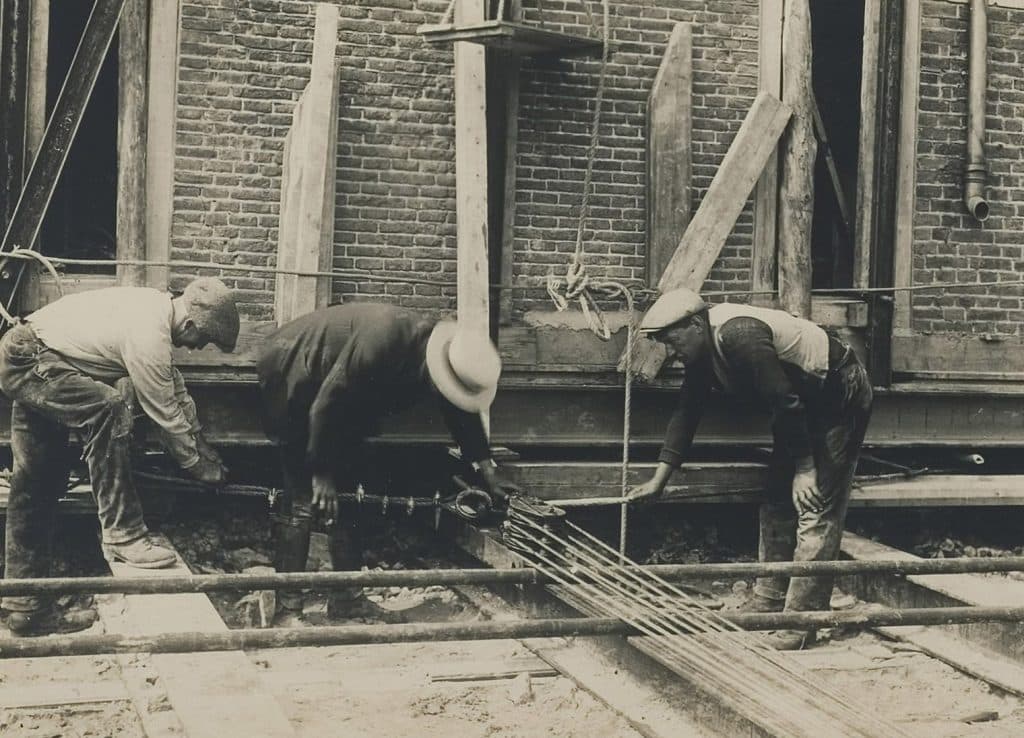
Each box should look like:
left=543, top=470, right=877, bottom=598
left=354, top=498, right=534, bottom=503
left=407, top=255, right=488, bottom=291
left=255, top=303, right=490, bottom=477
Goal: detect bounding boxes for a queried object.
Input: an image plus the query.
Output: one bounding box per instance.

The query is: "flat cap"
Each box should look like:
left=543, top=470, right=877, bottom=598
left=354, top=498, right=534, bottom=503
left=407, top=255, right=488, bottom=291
left=639, top=287, right=708, bottom=334
left=182, top=277, right=240, bottom=352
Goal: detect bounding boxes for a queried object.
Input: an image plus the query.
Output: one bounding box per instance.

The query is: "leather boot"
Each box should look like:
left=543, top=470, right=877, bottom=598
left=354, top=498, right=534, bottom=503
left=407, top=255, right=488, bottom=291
left=326, top=522, right=364, bottom=612
left=272, top=512, right=311, bottom=612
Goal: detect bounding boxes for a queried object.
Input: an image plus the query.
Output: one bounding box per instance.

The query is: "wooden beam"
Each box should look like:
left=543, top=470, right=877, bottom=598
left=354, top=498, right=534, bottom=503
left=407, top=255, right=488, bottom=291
left=893, top=0, right=922, bottom=332
left=145, top=0, right=181, bottom=290
left=274, top=3, right=339, bottom=325
left=777, top=0, right=815, bottom=319
left=646, top=22, right=692, bottom=285
left=0, top=0, right=126, bottom=254
left=454, top=0, right=489, bottom=337
left=656, top=91, right=790, bottom=293
left=103, top=538, right=296, bottom=738
left=117, top=0, right=148, bottom=287
left=752, top=0, right=784, bottom=307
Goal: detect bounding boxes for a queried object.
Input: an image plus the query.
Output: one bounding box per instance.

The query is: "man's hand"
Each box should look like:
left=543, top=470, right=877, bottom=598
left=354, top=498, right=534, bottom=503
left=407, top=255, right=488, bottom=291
left=312, top=473, right=339, bottom=526
left=791, top=459, right=824, bottom=514
left=196, top=435, right=228, bottom=478
left=627, top=477, right=666, bottom=504
left=185, top=456, right=226, bottom=487
left=477, top=463, right=520, bottom=504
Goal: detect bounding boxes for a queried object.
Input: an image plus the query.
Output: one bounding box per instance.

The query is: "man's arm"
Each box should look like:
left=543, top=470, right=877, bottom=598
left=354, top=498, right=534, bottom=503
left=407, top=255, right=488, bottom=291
left=123, top=333, right=200, bottom=469
left=437, top=399, right=519, bottom=500
left=629, top=357, right=712, bottom=502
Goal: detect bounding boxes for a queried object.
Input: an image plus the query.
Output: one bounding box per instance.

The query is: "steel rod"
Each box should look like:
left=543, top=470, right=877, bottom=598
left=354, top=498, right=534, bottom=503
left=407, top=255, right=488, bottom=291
left=4, top=607, right=1024, bottom=659
left=5, top=555, right=1024, bottom=596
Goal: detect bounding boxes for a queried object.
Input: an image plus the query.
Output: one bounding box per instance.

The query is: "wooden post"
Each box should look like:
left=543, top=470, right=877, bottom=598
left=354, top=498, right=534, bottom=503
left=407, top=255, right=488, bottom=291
left=646, top=23, right=692, bottom=285
left=454, top=0, right=489, bottom=338
left=777, top=0, right=815, bottom=319
left=146, top=0, right=181, bottom=290
left=496, top=58, right=519, bottom=326
left=0, top=0, right=127, bottom=254
left=117, top=0, right=149, bottom=286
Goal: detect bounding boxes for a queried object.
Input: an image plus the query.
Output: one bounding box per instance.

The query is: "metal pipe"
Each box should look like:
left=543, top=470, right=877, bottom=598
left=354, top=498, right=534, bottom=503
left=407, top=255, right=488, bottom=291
left=964, top=0, right=989, bottom=221
left=5, top=606, right=1024, bottom=659
left=7, top=555, right=1024, bottom=596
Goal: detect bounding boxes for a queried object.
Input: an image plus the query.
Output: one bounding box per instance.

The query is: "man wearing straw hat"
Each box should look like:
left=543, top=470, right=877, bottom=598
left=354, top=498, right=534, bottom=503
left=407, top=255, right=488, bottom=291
left=256, top=302, right=518, bottom=620
left=0, top=278, right=239, bottom=636
left=629, top=288, right=873, bottom=650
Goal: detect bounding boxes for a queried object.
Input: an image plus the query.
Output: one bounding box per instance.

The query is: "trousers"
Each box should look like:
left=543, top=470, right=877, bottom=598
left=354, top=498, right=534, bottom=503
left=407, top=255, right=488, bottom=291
left=752, top=356, right=874, bottom=612
left=0, top=323, right=148, bottom=613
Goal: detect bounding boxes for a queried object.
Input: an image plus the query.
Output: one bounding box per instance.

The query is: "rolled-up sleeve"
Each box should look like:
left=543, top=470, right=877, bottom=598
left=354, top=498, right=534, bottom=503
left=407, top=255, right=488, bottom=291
left=123, top=332, right=200, bottom=468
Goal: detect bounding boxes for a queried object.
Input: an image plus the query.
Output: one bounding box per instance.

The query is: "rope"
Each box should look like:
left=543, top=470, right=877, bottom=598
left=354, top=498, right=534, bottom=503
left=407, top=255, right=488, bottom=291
left=0, top=249, right=65, bottom=326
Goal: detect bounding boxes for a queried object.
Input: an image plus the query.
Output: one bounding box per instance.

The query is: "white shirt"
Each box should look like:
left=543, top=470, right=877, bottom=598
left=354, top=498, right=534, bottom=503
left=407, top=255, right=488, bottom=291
left=28, top=287, right=199, bottom=467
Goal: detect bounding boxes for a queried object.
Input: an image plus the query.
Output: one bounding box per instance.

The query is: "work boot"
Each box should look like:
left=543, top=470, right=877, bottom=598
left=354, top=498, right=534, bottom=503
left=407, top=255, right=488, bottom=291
left=743, top=592, right=785, bottom=613
left=4, top=606, right=98, bottom=637
left=762, top=629, right=815, bottom=651
left=272, top=513, right=312, bottom=612
left=103, top=537, right=177, bottom=569
left=327, top=594, right=406, bottom=624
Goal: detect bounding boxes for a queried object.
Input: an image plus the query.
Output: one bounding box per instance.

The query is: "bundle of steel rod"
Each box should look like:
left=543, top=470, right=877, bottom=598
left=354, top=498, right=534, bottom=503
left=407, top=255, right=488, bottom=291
left=501, top=513, right=911, bottom=738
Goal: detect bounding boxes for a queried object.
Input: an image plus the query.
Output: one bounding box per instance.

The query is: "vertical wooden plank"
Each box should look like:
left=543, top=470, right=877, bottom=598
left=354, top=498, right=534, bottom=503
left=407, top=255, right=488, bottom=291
left=316, top=62, right=339, bottom=308
left=275, top=100, right=303, bottom=326
left=145, top=0, right=181, bottom=290
left=646, top=22, right=692, bottom=286
left=777, top=0, right=815, bottom=319
left=497, top=58, right=519, bottom=326
left=289, top=2, right=337, bottom=319
left=454, top=0, right=489, bottom=337
left=854, top=0, right=882, bottom=290
left=117, top=0, right=148, bottom=286
left=0, top=0, right=28, bottom=231
left=893, top=0, right=921, bottom=332
left=25, top=0, right=46, bottom=161
left=656, top=92, right=790, bottom=292
left=752, top=0, right=784, bottom=307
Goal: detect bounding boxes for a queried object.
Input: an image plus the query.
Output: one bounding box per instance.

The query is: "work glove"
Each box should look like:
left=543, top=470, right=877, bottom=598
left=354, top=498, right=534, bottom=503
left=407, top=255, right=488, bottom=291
left=185, top=456, right=226, bottom=487
left=196, top=434, right=228, bottom=478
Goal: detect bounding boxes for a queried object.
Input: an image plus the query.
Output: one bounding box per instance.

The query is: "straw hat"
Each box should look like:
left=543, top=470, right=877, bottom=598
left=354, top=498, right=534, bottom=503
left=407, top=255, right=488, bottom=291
left=425, top=322, right=501, bottom=413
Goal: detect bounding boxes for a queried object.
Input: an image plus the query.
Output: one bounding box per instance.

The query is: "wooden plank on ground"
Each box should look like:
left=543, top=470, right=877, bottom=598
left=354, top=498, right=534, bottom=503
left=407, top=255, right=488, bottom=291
left=103, top=536, right=295, bottom=738
left=646, top=22, right=692, bottom=285
left=0, top=682, right=130, bottom=709
left=777, top=0, right=815, bottom=319
left=656, top=92, right=790, bottom=293
left=454, top=0, right=490, bottom=337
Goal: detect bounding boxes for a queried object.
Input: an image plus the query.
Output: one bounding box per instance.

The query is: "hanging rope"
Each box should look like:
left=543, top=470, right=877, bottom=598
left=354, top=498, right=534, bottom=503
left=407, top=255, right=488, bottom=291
left=0, top=249, right=65, bottom=326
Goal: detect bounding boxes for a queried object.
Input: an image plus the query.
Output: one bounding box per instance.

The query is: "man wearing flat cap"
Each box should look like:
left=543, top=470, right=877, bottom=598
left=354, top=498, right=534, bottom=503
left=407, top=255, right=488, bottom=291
left=0, top=278, right=240, bottom=636
left=256, top=302, right=517, bottom=620
left=629, top=288, right=873, bottom=650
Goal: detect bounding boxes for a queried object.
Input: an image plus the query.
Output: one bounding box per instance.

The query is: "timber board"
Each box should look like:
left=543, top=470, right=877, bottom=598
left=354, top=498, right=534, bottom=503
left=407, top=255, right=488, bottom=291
left=418, top=20, right=602, bottom=56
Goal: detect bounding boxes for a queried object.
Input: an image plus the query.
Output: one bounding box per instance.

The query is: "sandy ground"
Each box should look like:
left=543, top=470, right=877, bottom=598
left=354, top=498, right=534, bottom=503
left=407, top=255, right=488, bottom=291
left=251, top=639, right=644, bottom=738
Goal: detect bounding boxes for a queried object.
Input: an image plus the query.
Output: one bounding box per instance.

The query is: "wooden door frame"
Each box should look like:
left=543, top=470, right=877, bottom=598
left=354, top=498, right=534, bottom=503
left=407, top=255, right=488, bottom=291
left=21, top=0, right=180, bottom=307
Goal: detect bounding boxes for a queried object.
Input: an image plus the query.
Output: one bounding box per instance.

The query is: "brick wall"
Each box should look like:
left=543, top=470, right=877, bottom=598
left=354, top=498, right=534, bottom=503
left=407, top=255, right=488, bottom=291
left=912, top=1, right=1024, bottom=336
left=512, top=0, right=760, bottom=313
left=171, top=0, right=759, bottom=320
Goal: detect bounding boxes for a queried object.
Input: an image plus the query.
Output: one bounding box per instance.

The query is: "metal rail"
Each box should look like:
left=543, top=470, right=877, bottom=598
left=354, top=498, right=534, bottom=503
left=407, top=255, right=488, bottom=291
left=4, top=556, right=1024, bottom=596
left=4, top=606, right=1024, bottom=659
